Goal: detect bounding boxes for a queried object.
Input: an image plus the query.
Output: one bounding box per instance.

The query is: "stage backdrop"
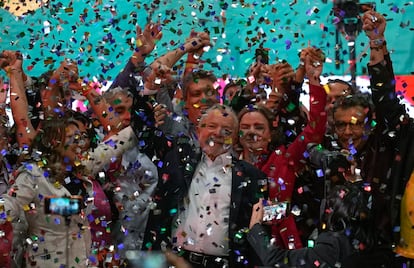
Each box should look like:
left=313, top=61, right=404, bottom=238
left=0, top=0, right=413, bottom=106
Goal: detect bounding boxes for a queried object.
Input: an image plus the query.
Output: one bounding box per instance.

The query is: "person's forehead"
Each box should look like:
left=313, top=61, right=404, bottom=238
left=187, top=78, right=215, bottom=90
left=109, top=93, right=132, bottom=105
left=334, top=106, right=366, bottom=119
left=328, top=82, right=350, bottom=96
left=240, top=111, right=268, bottom=123
left=204, top=109, right=235, bottom=123
left=109, top=90, right=131, bottom=99
left=65, top=123, right=80, bottom=134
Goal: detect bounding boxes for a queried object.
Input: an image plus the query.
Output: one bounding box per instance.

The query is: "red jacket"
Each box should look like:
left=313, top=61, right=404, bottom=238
left=257, top=84, right=327, bottom=249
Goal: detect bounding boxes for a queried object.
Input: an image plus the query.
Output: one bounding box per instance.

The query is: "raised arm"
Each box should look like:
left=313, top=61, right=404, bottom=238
left=0, top=52, right=36, bottom=148
left=110, top=22, right=162, bottom=91
left=82, top=125, right=138, bottom=176
left=362, top=10, right=386, bottom=67
left=81, top=22, right=162, bottom=136
left=41, top=59, right=80, bottom=118
left=261, top=61, right=296, bottom=112
left=149, top=30, right=211, bottom=112
left=150, top=30, right=211, bottom=73
left=78, top=81, right=123, bottom=137
left=281, top=48, right=327, bottom=170
left=362, top=11, right=406, bottom=128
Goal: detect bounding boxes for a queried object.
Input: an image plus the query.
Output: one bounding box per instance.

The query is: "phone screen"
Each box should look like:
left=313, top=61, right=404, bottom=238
left=44, top=196, right=82, bottom=216
left=263, top=202, right=289, bottom=221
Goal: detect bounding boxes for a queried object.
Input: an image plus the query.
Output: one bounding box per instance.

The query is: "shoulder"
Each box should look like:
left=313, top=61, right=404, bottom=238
left=15, top=163, right=43, bottom=179
left=233, top=158, right=267, bottom=187
left=317, top=231, right=353, bottom=254
left=233, top=158, right=266, bottom=178
left=9, top=163, right=48, bottom=191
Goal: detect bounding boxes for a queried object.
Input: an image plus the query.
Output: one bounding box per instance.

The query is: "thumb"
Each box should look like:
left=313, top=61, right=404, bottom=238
left=135, top=25, right=143, bottom=36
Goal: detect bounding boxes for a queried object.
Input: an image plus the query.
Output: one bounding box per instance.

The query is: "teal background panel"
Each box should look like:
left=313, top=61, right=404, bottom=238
left=0, top=0, right=413, bottom=81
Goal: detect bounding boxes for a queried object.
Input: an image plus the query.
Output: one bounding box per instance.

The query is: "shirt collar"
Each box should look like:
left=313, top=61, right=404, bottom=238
left=202, top=152, right=232, bottom=168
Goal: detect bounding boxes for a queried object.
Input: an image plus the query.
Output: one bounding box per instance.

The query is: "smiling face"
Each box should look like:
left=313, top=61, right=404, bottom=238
left=106, top=91, right=133, bottom=128
left=59, top=122, right=90, bottom=165
left=197, top=106, right=237, bottom=160
left=333, top=106, right=367, bottom=151
left=239, top=111, right=272, bottom=155
left=185, top=78, right=219, bottom=125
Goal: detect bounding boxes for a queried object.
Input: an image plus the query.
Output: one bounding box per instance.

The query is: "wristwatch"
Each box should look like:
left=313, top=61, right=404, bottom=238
left=370, top=39, right=386, bottom=50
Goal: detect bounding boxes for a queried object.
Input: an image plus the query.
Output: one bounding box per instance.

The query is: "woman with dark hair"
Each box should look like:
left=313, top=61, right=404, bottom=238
left=0, top=107, right=138, bottom=267
left=236, top=104, right=285, bottom=159
left=236, top=47, right=327, bottom=251
left=247, top=183, right=373, bottom=268
left=0, top=117, right=94, bottom=267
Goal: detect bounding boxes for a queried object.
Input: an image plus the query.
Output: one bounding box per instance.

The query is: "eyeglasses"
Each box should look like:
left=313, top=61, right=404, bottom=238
left=334, top=121, right=364, bottom=132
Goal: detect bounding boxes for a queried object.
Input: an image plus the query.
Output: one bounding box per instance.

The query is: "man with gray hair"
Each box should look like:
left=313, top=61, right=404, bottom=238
left=143, top=104, right=267, bottom=267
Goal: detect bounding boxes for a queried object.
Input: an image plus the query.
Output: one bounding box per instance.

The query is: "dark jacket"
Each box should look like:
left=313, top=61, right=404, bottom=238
left=368, top=55, right=414, bottom=243
left=290, top=54, right=412, bottom=266
left=247, top=223, right=353, bottom=268
left=318, top=55, right=412, bottom=266
left=354, top=54, right=410, bottom=245
left=143, top=134, right=268, bottom=267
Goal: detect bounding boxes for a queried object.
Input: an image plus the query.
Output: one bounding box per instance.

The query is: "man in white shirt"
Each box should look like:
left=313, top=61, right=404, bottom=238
left=144, top=105, right=267, bottom=267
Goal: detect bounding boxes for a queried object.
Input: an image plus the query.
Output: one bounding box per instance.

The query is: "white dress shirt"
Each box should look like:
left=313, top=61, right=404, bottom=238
left=173, top=152, right=233, bottom=256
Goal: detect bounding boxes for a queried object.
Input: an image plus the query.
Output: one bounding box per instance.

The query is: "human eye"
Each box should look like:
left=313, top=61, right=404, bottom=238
left=222, top=128, right=233, bottom=136
left=81, top=132, right=89, bottom=140
left=335, top=121, right=346, bottom=127
left=115, top=107, right=126, bottom=114
left=334, top=121, right=347, bottom=131
left=255, top=124, right=266, bottom=131
left=206, top=123, right=217, bottom=129
left=65, top=135, right=75, bottom=145
left=205, top=89, right=215, bottom=97
left=190, top=90, right=202, bottom=97
left=240, top=124, right=250, bottom=130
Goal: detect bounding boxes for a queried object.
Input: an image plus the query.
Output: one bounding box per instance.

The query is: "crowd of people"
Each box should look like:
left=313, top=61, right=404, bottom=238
left=0, top=8, right=413, bottom=268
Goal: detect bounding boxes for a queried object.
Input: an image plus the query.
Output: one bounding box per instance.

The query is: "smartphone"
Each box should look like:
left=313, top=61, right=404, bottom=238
left=263, top=201, right=290, bottom=221
left=44, top=196, right=82, bottom=216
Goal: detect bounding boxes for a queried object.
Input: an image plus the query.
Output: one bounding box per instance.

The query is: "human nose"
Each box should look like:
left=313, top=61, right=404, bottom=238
left=203, top=93, right=217, bottom=105
left=213, top=126, right=231, bottom=138
left=212, top=126, right=223, bottom=136
left=342, top=123, right=353, bottom=134
left=240, top=130, right=257, bottom=141
left=243, top=127, right=256, bottom=137
left=121, top=112, right=131, bottom=123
